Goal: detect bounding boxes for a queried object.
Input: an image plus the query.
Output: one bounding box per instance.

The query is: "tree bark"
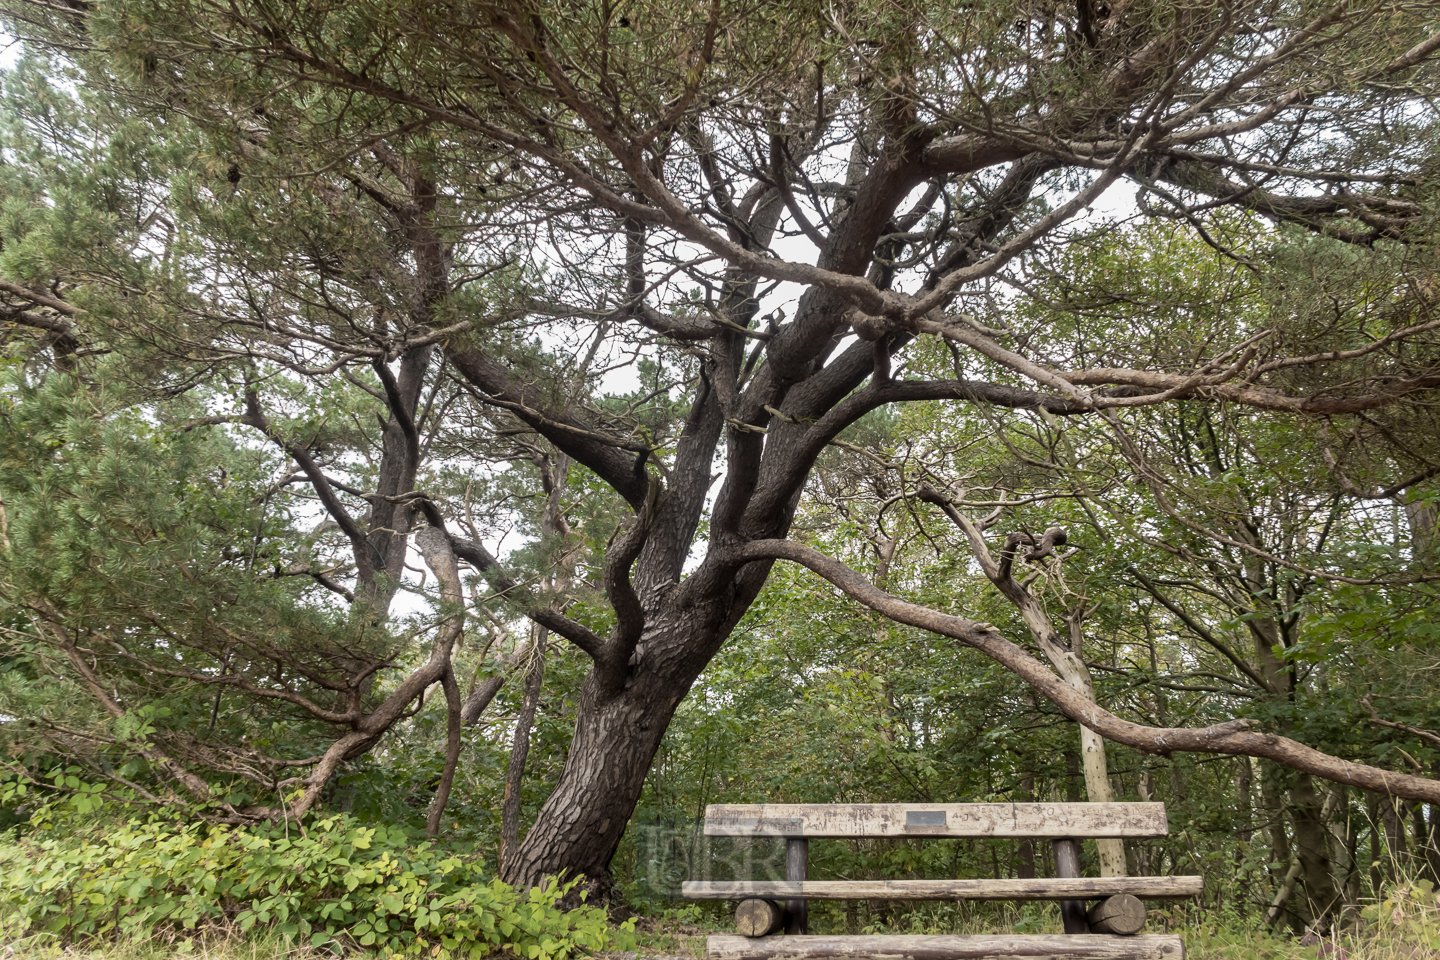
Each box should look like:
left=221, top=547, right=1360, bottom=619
left=1056, top=619, right=1127, bottom=877
left=1266, top=786, right=1343, bottom=930
left=1424, top=762, right=1440, bottom=884
left=1262, top=767, right=1294, bottom=884
left=500, top=656, right=703, bottom=889
left=1401, top=493, right=1439, bottom=563
left=927, top=500, right=1129, bottom=877
left=461, top=674, right=505, bottom=726
left=1289, top=775, right=1340, bottom=929
left=1064, top=750, right=1082, bottom=803
left=1325, top=784, right=1358, bottom=926
left=1234, top=757, right=1254, bottom=910
left=1366, top=790, right=1384, bottom=899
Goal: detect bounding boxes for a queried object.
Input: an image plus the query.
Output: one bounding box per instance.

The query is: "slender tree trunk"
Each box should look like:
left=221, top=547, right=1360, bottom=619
left=1267, top=787, right=1343, bottom=931
left=497, top=446, right=575, bottom=874
left=1050, top=614, right=1126, bottom=876
left=1367, top=790, right=1383, bottom=900
left=1064, top=750, right=1082, bottom=803
left=1264, top=858, right=1305, bottom=930
left=1401, top=493, right=1439, bottom=563
left=1235, top=757, right=1254, bottom=913
left=1413, top=800, right=1439, bottom=884
left=1015, top=769, right=1037, bottom=879
left=1239, top=561, right=1338, bottom=930
left=1323, top=784, right=1357, bottom=927
left=426, top=663, right=463, bottom=836
left=1149, top=681, right=1188, bottom=810
left=500, top=627, right=547, bottom=874
left=1425, top=761, right=1440, bottom=884
left=414, top=525, right=467, bottom=836
left=1135, top=769, right=1155, bottom=876
left=1380, top=794, right=1409, bottom=882
left=1261, top=766, right=1294, bottom=882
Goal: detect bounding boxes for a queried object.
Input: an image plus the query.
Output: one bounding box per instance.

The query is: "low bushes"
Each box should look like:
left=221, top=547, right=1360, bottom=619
left=0, top=813, right=631, bottom=957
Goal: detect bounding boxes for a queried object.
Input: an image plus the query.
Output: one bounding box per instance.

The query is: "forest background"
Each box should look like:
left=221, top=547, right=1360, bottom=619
left=0, top=0, right=1439, bottom=955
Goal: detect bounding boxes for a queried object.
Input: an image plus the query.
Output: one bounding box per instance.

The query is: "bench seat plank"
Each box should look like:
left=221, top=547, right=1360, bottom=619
left=708, top=934, right=1184, bottom=960
left=683, top=877, right=1203, bottom=901
left=703, top=803, right=1169, bottom=839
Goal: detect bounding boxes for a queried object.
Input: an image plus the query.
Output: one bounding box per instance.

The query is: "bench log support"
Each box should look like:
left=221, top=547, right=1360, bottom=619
left=1053, top=838, right=1089, bottom=934
left=785, top=838, right=808, bottom=935
left=1088, top=895, right=1147, bottom=936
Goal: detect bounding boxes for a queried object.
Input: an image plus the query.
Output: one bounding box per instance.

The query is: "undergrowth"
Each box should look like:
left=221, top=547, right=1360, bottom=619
left=0, top=814, right=633, bottom=958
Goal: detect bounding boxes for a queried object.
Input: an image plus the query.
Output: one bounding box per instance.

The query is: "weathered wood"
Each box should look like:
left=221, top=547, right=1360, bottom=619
left=735, top=899, right=783, bottom=937
left=681, top=876, right=1204, bottom=901
left=1088, top=894, right=1147, bottom=935
left=785, top=837, right=808, bottom=935
left=706, top=934, right=1185, bottom=960
left=1053, top=838, right=1088, bottom=935
left=703, top=803, right=1169, bottom=839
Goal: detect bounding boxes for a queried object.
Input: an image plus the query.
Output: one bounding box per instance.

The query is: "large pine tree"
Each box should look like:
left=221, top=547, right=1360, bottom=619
left=2, top=0, right=1440, bottom=895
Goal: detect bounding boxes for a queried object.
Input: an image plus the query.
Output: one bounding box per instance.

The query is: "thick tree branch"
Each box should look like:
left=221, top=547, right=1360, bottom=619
left=448, top=347, right=651, bottom=508
left=446, top=534, right=606, bottom=660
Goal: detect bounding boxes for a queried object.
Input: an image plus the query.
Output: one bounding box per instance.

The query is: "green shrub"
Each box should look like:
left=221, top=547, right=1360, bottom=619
left=0, top=813, right=631, bottom=958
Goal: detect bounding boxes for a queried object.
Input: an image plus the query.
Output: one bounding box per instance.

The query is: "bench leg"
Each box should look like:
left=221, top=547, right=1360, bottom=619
left=785, top=838, right=808, bottom=935
left=1053, top=838, right=1089, bottom=934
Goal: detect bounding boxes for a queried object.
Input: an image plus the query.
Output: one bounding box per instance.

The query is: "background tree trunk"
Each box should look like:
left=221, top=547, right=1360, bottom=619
left=1015, top=768, right=1037, bottom=880
left=500, top=628, right=547, bottom=874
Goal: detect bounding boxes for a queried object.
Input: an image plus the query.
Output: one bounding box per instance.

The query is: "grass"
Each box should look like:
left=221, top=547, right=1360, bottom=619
left=0, top=930, right=333, bottom=960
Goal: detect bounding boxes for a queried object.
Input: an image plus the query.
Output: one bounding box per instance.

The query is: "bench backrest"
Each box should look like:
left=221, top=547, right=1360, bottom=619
left=702, top=803, right=1169, bottom=839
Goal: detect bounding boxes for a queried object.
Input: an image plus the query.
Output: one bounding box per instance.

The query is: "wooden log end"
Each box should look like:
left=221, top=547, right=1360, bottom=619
left=735, top=898, right=784, bottom=938
left=1087, top=894, right=1147, bottom=935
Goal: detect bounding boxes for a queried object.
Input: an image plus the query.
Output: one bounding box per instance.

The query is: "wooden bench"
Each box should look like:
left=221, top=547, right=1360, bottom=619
left=681, top=803, right=1201, bottom=960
